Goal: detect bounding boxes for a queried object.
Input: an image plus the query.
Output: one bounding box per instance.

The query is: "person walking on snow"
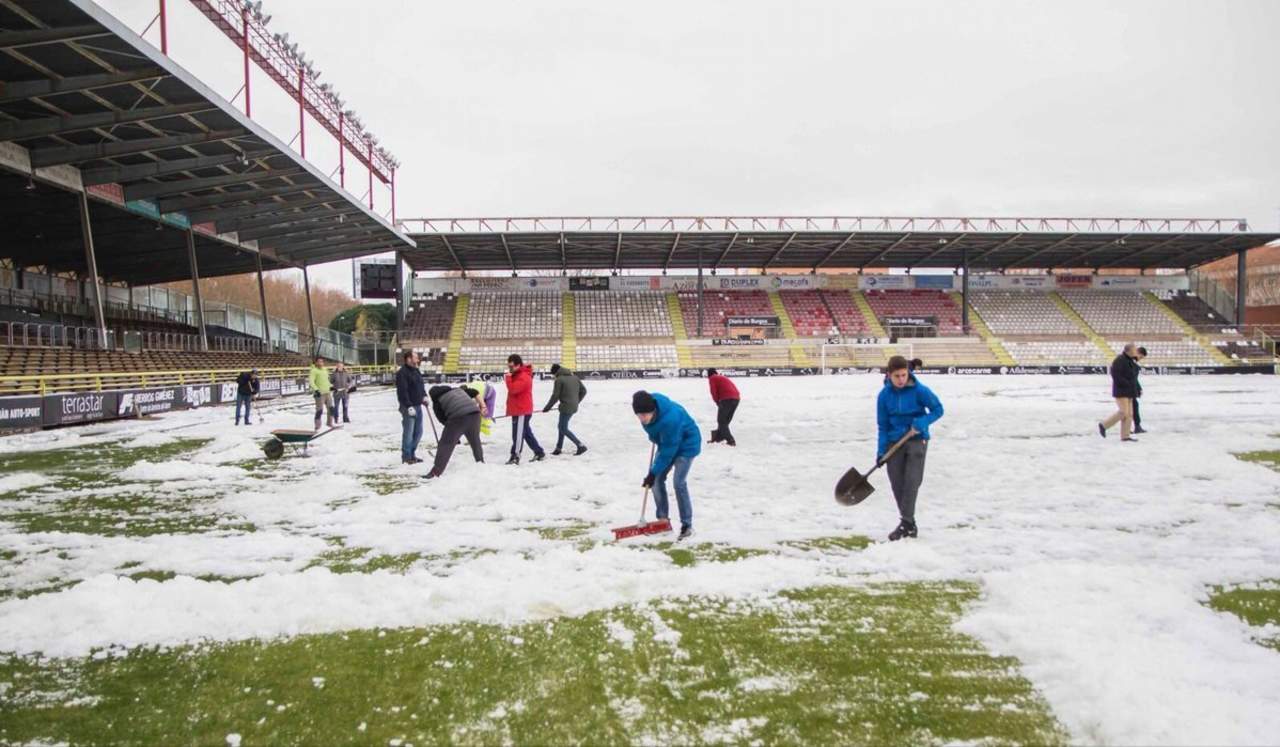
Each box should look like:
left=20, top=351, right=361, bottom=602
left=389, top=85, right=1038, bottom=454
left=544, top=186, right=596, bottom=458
left=877, top=355, right=944, bottom=541
left=1132, top=346, right=1147, bottom=434
left=632, top=390, right=701, bottom=541
left=705, top=368, right=740, bottom=446
left=505, top=354, right=545, bottom=465
left=543, top=363, right=588, bottom=456
left=395, top=350, right=428, bottom=464
left=330, top=361, right=353, bottom=424
left=425, top=384, right=486, bottom=478
left=234, top=368, right=260, bottom=426
left=1098, top=343, right=1139, bottom=442
left=309, top=356, right=336, bottom=430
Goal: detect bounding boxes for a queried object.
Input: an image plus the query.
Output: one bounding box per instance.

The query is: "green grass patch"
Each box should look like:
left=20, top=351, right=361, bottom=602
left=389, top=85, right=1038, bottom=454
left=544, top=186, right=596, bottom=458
left=1234, top=450, right=1280, bottom=472
left=656, top=542, right=772, bottom=568
left=784, top=534, right=874, bottom=553
left=1207, top=580, right=1280, bottom=651
left=0, top=583, right=1067, bottom=746
left=358, top=473, right=423, bottom=496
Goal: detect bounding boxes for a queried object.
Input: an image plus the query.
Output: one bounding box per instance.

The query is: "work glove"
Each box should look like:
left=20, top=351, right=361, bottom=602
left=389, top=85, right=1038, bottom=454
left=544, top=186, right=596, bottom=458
left=404, top=408, right=416, bottom=418
left=642, top=473, right=656, bottom=489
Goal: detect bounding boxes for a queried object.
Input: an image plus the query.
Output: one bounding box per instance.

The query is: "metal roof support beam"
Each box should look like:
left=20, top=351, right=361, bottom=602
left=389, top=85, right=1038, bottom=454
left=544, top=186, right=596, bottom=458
left=909, top=234, right=966, bottom=269
left=0, top=102, right=214, bottom=141
left=237, top=216, right=353, bottom=242
left=1235, top=249, right=1248, bottom=325
left=965, top=233, right=1024, bottom=266
left=612, top=233, right=622, bottom=272
left=559, top=232, right=567, bottom=274
left=762, top=232, right=797, bottom=270
left=185, top=228, right=208, bottom=351
left=860, top=233, right=912, bottom=269
left=187, top=195, right=337, bottom=224
left=76, top=191, right=108, bottom=348
left=501, top=233, right=516, bottom=273
left=255, top=250, right=272, bottom=348
left=217, top=205, right=357, bottom=234
left=302, top=265, right=316, bottom=357
left=1004, top=234, right=1079, bottom=269
left=813, top=232, right=857, bottom=270
left=124, top=167, right=304, bottom=201
left=663, top=233, right=682, bottom=272
left=0, top=66, right=168, bottom=104
left=267, top=229, right=383, bottom=254
left=159, top=181, right=320, bottom=214
left=440, top=236, right=466, bottom=275
left=0, top=25, right=111, bottom=49
left=300, top=242, right=400, bottom=265
left=1098, top=234, right=1186, bottom=269
left=712, top=233, right=739, bottom=270
left=1063, top=234, right=1136, bottom=268
left=81, top=149, right=277, bottom=186
left=1161, top=236, right=1240, bottom=269
left=28, top=128, right=246, bottom=168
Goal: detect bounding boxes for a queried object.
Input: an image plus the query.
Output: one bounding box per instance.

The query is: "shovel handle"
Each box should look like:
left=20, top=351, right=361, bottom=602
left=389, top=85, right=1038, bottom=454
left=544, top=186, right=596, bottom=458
left=875, top=427, right=919, bottom=469
left=639, top=443, right=657, bottom=523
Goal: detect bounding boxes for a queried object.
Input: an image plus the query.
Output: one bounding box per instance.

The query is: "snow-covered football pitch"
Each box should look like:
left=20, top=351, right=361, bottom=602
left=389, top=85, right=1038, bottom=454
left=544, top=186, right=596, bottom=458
left=1, top=373, right=1278, bottom=745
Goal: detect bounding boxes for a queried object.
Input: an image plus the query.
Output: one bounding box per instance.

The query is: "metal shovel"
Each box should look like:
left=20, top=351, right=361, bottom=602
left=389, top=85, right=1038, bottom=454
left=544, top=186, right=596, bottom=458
left=834, top=428, right=918, bottom=506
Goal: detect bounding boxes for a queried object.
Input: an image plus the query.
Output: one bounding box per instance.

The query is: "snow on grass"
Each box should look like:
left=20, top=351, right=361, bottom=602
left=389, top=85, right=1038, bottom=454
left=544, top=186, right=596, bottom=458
left=0, top=472, right=52, bottom=495
left=0, top=376, right=1279, bottom=743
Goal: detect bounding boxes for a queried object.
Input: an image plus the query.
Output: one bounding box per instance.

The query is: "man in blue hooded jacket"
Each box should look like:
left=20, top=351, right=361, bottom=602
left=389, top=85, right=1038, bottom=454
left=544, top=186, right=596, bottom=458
left=877, top=355, right=944, bottom=541
left=633, top=390, right=701, bottom=541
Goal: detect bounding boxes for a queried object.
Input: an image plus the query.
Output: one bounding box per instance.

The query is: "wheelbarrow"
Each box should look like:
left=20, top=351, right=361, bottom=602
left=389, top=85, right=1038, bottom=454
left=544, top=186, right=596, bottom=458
left=262, top=427, right=341, bottom=459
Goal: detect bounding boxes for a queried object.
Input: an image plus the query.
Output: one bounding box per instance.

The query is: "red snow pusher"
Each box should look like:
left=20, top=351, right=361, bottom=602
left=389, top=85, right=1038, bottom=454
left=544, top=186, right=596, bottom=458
left=834, top=428, right=917, bottom=506
left=612, top=444, right=673, bottom=540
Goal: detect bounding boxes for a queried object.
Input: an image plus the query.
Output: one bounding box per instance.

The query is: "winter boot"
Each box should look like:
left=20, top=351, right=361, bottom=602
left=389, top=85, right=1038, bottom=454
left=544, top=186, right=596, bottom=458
left=574, top=445, right=588, bottom=456
left=888, top=519, right=918, bottom=541
left=424, top=469, right=442, bottom=480
left=677, top=525, right=694, bottom=542
left=1097, top=422, right=1106, bottom=438
left=552, top=448, right=563, bottom=456
left=532, top=452, right=546, bottom=462
left=506, top=455, right=520, bottom=466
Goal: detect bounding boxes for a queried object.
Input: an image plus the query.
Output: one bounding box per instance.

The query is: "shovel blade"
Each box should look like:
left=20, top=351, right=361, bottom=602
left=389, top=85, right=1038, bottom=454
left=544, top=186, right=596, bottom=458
left=612, top=518, right=673, bottom=540
left=834, top=466, right=875, bottom=506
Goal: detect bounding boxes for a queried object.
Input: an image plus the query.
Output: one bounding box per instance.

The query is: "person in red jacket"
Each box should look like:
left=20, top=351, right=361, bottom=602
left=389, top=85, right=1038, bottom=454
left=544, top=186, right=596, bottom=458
left=504, top=354, right=546, bottom=465
left=706, top=368, right=740, bottom=446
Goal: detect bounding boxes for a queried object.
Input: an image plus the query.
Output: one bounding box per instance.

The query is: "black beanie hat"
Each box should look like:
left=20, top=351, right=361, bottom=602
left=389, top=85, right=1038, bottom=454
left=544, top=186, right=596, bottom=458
left=550, top=363, right=561, bottom=374
left=632, top=391, right=657, bottom=414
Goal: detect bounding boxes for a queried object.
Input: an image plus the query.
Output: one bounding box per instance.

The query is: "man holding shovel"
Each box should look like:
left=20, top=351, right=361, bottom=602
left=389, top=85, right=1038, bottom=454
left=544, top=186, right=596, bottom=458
left=876, top=355, right=944, bottom=541
left=633, top=390, right=702, bottom=541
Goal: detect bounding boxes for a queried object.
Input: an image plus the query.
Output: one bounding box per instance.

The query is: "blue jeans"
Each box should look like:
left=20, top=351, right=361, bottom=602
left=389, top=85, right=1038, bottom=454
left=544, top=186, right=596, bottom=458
left=401, top=405, right=424, bottom=461
left=235, top=393, right=252, bottom=424
left=651, top=456, right=694, bottom=530
left=556, top=411, right=582, bottom=450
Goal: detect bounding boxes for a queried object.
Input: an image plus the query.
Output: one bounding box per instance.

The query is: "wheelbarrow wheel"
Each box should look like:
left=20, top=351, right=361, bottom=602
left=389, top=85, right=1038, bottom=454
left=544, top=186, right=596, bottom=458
left=262, top=438, right=285, bottom=460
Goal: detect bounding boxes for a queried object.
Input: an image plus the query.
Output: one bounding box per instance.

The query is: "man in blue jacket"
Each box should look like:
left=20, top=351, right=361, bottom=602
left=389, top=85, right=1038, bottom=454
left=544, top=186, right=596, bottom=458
left=633, top=390, right=701, bottom=541
left=877, top=355, right=944, bottom=541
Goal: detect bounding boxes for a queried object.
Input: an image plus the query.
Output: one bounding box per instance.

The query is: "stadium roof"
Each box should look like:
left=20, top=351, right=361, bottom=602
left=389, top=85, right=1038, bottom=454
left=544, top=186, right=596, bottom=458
left=401, top=216, right=1280, bottom=275
left=0, top=0, right=413, bottom=286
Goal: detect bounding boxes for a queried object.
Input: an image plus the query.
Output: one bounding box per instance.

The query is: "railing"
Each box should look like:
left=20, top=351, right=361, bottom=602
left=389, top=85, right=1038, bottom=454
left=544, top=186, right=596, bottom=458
left=0, top=364, right=396, bottom=396
left=1, top=321, right=274, bottom=354
left=1188, top=269, right=1238, bottom=322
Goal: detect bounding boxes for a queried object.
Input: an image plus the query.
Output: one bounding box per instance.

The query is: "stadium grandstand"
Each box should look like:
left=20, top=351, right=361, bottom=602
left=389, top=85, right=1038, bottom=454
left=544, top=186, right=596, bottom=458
left=394, top=216, right=1280, bottom=376
left=0, top=0, right=410, bottom=429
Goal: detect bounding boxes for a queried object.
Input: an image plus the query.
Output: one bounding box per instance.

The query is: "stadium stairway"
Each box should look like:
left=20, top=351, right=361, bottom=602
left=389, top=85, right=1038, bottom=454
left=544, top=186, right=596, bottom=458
left=1049, top=291, right=1115, bottom=359
left=561, top=292, right=577, bottom=369
left=665, top=293, right=695, bottom=368
left=1143, top=292, right=1233, bottom=365
left=950, top=291, right=1015, bottom=366
left=851, top=291, right=888, bottom=337
left=443, top=294, right=470, bottom=373
left=768, top=291, right=812, bottom=366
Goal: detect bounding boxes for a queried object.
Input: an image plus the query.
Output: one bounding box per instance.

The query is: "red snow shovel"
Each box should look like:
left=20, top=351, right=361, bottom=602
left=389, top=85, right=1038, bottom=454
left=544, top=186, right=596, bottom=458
left=612, top=444, right=673, bottom=540
left=834, top=428, right=917, bottom=506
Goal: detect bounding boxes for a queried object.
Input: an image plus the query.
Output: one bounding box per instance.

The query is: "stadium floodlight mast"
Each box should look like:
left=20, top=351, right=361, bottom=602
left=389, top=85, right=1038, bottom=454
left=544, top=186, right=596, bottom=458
left=175, top=0, right=402, bottom=218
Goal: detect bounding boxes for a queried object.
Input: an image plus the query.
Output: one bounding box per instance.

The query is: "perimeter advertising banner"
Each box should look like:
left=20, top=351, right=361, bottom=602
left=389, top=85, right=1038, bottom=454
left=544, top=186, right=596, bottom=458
left=0, top=396, right=43, bottom=431
left=42, top=391, right=118, bottom=426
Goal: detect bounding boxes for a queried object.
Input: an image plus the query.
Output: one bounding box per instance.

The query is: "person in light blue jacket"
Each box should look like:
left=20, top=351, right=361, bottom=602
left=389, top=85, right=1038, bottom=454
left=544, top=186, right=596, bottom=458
left=877, top=355, right=944, bottom=542
left=633, top=390, right=701, bottom=541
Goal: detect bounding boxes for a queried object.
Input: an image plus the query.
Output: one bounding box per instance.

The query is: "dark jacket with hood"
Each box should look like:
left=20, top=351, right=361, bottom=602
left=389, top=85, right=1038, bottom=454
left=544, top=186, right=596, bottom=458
left=544, top=368, right=587, bottom=415
left=641, top=392, right=702, bottom=477
left=430, top=385, right=480, bottom=423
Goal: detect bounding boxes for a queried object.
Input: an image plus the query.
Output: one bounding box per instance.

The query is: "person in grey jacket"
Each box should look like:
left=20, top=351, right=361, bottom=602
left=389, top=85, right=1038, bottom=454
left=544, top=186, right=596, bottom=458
left=330, top=362, right=353, bottom=424
left=425, top=384, right=486, bottom=478
left=543, top=363, right=588, bottom=456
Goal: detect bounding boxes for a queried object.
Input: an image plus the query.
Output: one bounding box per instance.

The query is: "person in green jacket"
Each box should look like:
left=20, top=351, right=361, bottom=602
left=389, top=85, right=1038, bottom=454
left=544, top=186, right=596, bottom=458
left=309, top=356, right=335, bottom=430
left=542, top=363, right=588, bottom=456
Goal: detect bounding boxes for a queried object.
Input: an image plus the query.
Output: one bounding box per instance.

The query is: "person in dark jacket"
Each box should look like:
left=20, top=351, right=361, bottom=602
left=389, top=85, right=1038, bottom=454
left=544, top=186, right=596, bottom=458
left=1099, top=344, right=1139, bottom=442
left=877, top=355, right=944, bottom=541
left=1132, top=346, right=1147, bottom=434
left=330, top=362, right=353, bottom=424
left=425, top=384, right=485, bottom=478
left=505, top=354, right=545, bottom=465
left=633, top=390, right=702, bottom=541
left=543, top=363, right=588, bottom=456
left=706, top=368, right=740, bottom=446
left=395, top=351, right=428, bottom=464
left=234, top=368, right=259, bottom=426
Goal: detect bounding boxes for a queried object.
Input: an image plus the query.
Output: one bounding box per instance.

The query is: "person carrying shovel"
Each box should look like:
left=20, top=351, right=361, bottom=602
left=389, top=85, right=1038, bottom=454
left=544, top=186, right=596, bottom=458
left=876, top=355, right=944, bottom=542
left=632, top=390, right=701, bottom=542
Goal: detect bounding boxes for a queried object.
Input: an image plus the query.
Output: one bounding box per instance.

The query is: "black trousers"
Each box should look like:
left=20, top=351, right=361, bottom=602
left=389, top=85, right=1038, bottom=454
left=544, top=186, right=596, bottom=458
left=1132, top=397, right=1142, bottom=429
left=711, top=398, right=739, bottom=445
left=431, top=411, right=483, bottom=475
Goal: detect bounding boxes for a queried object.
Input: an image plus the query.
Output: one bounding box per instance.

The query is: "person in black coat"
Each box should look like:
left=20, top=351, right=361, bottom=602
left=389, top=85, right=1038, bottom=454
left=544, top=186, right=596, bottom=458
left=234, top=368, right=259, bottom=426
left=1098, top=343, right=1139, bottom=442
left=1132, top=346, right=1147, bottom=433
left=395, top=351, right=428, bottom=464
left=425, top=384, right=486, bottom=478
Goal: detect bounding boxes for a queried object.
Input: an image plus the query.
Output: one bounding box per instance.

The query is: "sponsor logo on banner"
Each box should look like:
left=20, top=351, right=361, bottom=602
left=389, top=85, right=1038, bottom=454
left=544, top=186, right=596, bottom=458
left=726, top=316, right=779, bottom=327
left=607, top=371, right=640, bottom=379
left=184, top=385, right=214, bottom=408
left=259, top=378, right=282, bottom=397
left=44, top=392, right=116, bottom=426
left=220, top=383, right=239, bottom=402
left=1055, top=274, right=1092, bottom=288
left=946, top=366, right=996, bottom=375
left=913, top=275, right=954, bottom=289
left=1001, top=366, right=1042, bottom=375
left=118, top=388, right=179, bottom=416
left=717, top=277, right=763, bottom=290
left=470, top=278, right=511, bottom=290
left=769, top=275, right=820, bottom=290
left=281, top=378, right=306, bottom=396
left=0, top=396, right=43, bottom=430
left=967, top=276, right=1000, bottom=289
left=885, top=316, right=935, bottom=327
left=668, top=278, right=701, bottom=291
left=861, top=275, right=910, bottom=290
left=712, top=338, right=766, bottom=346
left=1095, top=277, right=1140, bottom=288
left=1010, top=276, right=1051, bottom=288
left=569, top=277, right=610, bottom=291
left=610, top=276, right=661, bottom=291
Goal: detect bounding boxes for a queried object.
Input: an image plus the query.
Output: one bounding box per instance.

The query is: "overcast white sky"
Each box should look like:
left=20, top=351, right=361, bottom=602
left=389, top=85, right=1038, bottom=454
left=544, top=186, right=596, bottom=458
left=95, top=0, right=1280, bottom=292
